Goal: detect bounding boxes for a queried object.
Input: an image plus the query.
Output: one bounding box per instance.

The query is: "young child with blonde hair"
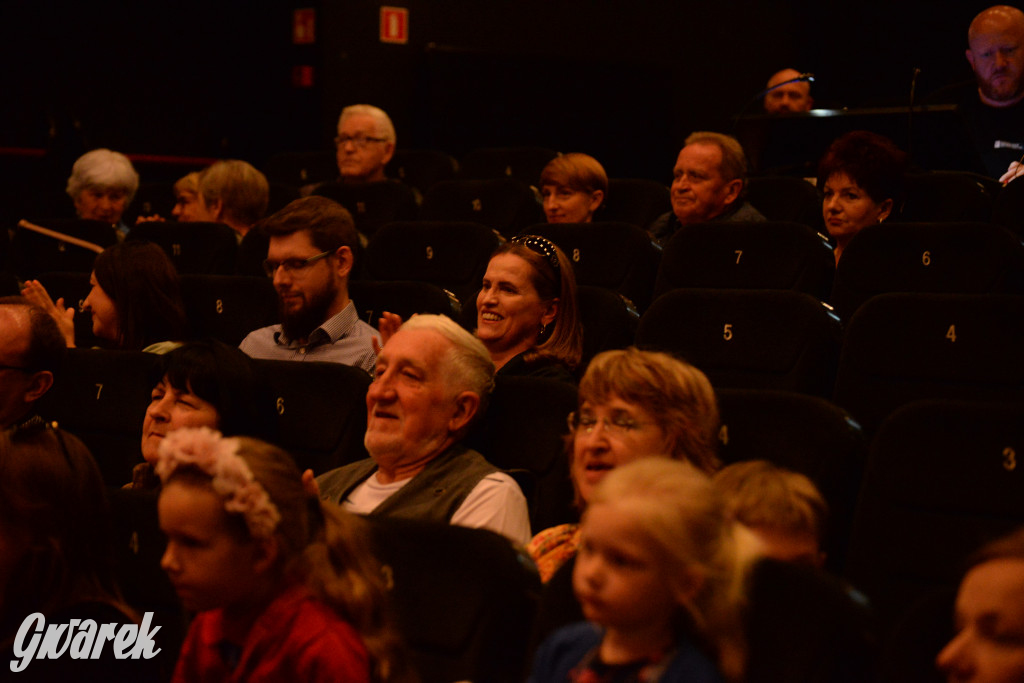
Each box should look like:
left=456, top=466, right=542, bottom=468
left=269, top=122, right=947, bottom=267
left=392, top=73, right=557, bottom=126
left=713, top=460, right=828, bottom=568
left=156, top=427, right=407, bottom=682
left=530, top=458, right=758, bottom=682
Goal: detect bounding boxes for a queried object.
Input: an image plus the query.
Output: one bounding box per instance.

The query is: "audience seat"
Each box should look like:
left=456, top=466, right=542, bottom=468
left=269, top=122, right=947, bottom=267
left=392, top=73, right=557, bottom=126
left=10, top=218, right=117, bottom=279
left=261, top=150, right=337, bottom=187
left=898, top=171, right=998, bottom=223
left=37, top=270, right=101, bottom=347
left=576, top=285, right=639, bottom=369
left=179, top=274, right=279, bottom=345
left=366, top=516, right=541, bottom=683
left=600, top=178, right=671, bottom=229
left=21, top=189, right=77, bottom=222
left=527, top=221, right=661, bottom=312
left=991, top=175, right=1024, bottom=240
left=829, top=221, right=1024, bottom=321
left=251, top=359, right=371, bottom=475
left=419, top=179, right=543, bottom=239
left=844, top=399, right=1024, bottom=632
left=124, top=181, right=175, bottom=224
left=363, top=220, right=501, bottom=317
left=715, top=388, right=866, bottom=570
left=466, top=375, right=579, bottom=534
left=267, top=181, right=301, bottom=216
left=127, top=221, right=239, bottom=275
left=832, top=292, right=1024, bottom=437
left=35, top=348, right=161, bottom=486
left=654, top=220, right=835, bottom=302
left=458, top=146, right=558, bottom=187
left=349, top=279, right=462, bottom=325
left=312, top=180, right=418, bottom=239
left=635, top=288, right=842, bottom=398
left=745, top=174, right=825, bottom=232
left=387, top=148, right=459, bottom=197
left=106, top=487, right=186, bottom=678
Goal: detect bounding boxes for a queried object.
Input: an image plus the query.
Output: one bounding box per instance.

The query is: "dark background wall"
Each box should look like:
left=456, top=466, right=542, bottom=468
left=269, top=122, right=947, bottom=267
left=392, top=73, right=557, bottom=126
left=0, top=0, right=995, bottom=182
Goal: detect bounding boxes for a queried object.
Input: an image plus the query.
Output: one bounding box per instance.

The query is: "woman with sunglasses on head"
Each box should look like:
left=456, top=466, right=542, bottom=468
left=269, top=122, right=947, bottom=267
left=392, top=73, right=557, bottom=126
left=377, top=234, right=583, bottom=384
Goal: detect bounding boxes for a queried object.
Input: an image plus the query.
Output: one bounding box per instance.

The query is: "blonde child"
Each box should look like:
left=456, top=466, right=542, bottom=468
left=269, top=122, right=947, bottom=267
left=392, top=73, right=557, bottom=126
left=529, top=458, right=757, bottom=683
left=156, top=427, right=406, bottom=683
left=713, top=460, right=828, bottom=568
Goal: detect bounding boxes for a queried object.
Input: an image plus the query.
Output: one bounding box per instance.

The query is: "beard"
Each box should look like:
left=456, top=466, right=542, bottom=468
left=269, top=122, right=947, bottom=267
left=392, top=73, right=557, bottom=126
left=279, top=283, right=337, bottom=341
left=979, top=71, right=1024, bottom=103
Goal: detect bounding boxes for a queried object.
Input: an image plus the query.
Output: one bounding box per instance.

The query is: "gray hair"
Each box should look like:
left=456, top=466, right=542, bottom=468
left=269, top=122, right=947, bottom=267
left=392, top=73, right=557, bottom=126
left=338, top=104, right=396, bottom=145
left=400, top=314, right=495, bottom=407
left=198, top=160, right=270, bottom=227
left=65, top=149, right=140, bottom=204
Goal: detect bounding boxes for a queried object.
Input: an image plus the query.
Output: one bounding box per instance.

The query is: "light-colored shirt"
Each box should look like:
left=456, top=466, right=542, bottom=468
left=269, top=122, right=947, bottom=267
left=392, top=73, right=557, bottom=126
left=343, top=471, right=532, bottom=546
left=238, top=300, right=379, bottom=374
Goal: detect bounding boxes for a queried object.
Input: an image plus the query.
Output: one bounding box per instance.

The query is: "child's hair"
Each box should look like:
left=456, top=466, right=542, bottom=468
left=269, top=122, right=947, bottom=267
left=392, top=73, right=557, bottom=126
left=588, top=457, right=759, bottom=681
left=157, top=429, right=407, bottom=683
left=0, top=422, right=125, bottom=644
left=712, top=460, right=829, bottom=547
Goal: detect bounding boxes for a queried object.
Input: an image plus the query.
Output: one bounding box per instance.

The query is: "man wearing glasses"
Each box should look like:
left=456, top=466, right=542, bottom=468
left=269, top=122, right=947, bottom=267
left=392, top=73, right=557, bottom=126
left=0, top=297, right=67, bottom=430
left=334, top=104, right=396, bottom=184
left=239, top=197, right=379, bottom=373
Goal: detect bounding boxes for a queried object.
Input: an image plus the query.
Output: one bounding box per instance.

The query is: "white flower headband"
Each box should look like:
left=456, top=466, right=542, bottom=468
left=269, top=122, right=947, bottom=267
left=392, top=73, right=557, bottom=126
left=155, top=426, right=281, bottom=539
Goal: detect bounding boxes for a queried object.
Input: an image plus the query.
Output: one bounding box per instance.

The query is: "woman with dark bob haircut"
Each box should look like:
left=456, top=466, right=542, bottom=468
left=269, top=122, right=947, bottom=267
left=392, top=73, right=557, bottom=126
left=132, top=340, right=276, bottom=489
left=817, top=130, right=906, bottom=264
left=23, top=240, right=189, bottom=352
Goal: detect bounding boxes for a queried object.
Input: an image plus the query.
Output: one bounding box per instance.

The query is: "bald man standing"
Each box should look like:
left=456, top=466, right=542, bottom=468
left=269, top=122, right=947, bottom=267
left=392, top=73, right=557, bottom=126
left=932, top=6, right=1024, bottom=177
left=763, top=68, right=814, bottom=114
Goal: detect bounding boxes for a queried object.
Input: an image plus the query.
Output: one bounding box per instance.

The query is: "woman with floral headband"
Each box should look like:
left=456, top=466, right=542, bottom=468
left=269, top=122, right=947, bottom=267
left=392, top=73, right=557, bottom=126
left=378, top=235, right=583, bottom=383
left=156, top=427, right=410, bottom=683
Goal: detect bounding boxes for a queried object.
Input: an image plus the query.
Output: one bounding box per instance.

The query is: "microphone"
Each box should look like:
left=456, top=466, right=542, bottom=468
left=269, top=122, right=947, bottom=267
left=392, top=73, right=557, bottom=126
left=732, top=73, right=816, bottom=135
left=908, top=67, right=922, bottom=162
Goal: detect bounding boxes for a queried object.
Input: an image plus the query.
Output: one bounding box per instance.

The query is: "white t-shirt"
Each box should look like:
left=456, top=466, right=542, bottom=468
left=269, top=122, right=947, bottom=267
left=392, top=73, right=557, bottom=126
left=343, top=471, right=532, bottom=546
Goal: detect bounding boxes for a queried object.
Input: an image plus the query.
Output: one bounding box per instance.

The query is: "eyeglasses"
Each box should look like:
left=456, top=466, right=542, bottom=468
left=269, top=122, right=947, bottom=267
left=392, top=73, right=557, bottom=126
left=262, top=251, right=333, bottom=278
left=334, top=135, right=388, bottom=149
left=567, top=411, right=649, bottom=436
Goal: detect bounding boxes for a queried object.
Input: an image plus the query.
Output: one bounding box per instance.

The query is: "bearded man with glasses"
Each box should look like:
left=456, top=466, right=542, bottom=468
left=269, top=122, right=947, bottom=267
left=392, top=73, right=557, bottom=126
left=239, top=197, right=379, bottom=373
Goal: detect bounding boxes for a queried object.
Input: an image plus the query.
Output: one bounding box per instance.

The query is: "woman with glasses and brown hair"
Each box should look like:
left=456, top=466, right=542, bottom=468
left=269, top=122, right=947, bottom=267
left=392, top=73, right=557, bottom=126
left=528, top=347, right=721, bottom=582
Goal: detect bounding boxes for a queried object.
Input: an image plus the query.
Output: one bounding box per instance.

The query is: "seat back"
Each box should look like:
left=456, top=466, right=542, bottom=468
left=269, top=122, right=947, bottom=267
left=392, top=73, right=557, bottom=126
left=898, top=171, right=997, bottom=223
left=251, top=359, right=370, bottom=474
left=992, top=175, right=1024, bottom=240
left=528, top=221, right=661, bottom=312
left=125, top=181, right=176, bottom=224
left=262, top=150, right=337, bottom=186
left=10, top=218, right=116, bottom=279
left=832, top=293, right=1024, bottom=437
left=715, top=389, right=866, bottom=570
left=745, top=175, right=824, bottom=231
left=576, top=285, right=639, bottom=369
left=367, top=517, right=541, bottom=683
left=349, top=279, right=462, bottom=325
left=600, top=178, right=671, bottom=229
left=363, top=220, right=501, bottom=313
left=387, top=148, right=459, bottom=196
left=127, top=221, right=239, bottom=275
left=844, top=399, right=1024, bottom=631
left=636, top=288, right=842, bottom=398
left=179, top=274, right=279, bottom=345
left=420, top=179, right=543, bottom=238
left=466, top=375, right=579, bottom=533
left=459, top=146, right=557, bottom=187
left=655, top=220, right=835, bottom=302
left=829, top=221, right=1024, bottom=321
left=313, top=180, right=418, bottom=238
left=36, top=348, right=161, bottom=485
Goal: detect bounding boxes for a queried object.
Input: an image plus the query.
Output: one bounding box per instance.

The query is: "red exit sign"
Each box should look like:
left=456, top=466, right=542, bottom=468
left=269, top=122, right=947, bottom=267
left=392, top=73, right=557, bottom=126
left=380, top=6, right=408, bottom=44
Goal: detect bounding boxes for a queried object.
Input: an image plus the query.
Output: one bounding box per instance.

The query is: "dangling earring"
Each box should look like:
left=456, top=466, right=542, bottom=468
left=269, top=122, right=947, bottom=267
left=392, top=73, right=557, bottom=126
left=539, top=322, right=550, bottom=338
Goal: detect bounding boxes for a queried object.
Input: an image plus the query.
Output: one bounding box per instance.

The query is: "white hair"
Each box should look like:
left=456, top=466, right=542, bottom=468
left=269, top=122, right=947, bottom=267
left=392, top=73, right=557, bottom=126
left=400, top=314, right=494, bottom=403
left=338, top=104, right=396, bottom=145
left=65, top=149, right=140, bottom=204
